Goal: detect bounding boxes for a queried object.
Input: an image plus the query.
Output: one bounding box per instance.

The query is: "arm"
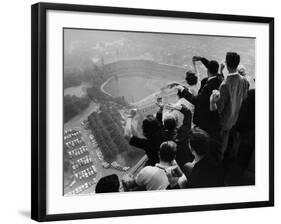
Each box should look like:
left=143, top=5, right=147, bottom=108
left=171, top=160, right=184, bottom=177
left=129, top=136, right=150, bottom=152
left=179, top=104, right=192, bottom=131
left=156, top=105, right=164, bottom=124
left=211, top=84, right=229, bottom=113
left=200, top=57, right=210, bottom=69
left=177, top=86, right=198, bottom=105
left=135, top=168, right=147, bottom=189
left=124, top=109, right=140, bottom=140
left=192, top=56, right=200, bottom=77
left=243, top=79, right=250, bottom=100
left=124, top=118, right=133, bottom=141
left=218, top=63, right=225, bottom=81
left=166, top=161, right=188, bottom=189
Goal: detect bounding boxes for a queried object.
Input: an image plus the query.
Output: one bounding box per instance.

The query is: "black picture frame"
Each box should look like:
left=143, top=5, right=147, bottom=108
left=31, top=2, right=274, bottom=222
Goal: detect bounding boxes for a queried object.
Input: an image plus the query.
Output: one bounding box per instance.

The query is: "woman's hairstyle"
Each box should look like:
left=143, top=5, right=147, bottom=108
left=159, top=141, right=177, bottom=163
left=163, top=114, right=177, bottom=132
left=185, top=70, right=198, bottom=86
left=95, top=174, right=120, bottom=193
left=142, top=115, right=162, bottom=139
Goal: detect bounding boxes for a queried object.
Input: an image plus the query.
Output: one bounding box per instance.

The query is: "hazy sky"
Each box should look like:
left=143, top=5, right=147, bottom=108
left=64, top=28, right=255, bottom=77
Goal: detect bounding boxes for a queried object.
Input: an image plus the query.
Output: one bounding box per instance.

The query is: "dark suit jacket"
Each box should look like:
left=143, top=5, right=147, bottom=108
left=178, top=76, right=222, bottom=135
left=129, top=135, right=163, bottom=166
left=187, top=156, right=224, bottom=188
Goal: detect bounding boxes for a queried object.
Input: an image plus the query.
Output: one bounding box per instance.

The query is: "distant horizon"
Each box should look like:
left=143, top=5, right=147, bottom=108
left=64, top=28, right=255, bottom=79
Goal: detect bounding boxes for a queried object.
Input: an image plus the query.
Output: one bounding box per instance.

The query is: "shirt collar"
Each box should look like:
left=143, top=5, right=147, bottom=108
left=207, top=76, right=217, bottom=81
left=155, top=163, right=170, bottom=169
left=227, top=72, right=239, bottom=77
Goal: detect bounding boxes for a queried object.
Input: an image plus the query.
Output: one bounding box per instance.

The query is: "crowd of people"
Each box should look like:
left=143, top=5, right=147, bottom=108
left=95, top=52, right=255, bottom=193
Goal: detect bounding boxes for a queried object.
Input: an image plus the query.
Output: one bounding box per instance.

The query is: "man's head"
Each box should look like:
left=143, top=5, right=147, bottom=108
left=225, top=52, right=240, bottom=72
left=159, top=141, right=177, bottom=163
left=163, top=113, right=177, bottom=132
left=121, top=174, right=137, bottom=192
left=95, top=174, right=120, bottom=193
left=142, top=115, right=162, bottom=139
left=185, top=70, right=198, bottom=86
left=188, top=127, right=209, bottom=157
left=207, top=60, right=219, bottom=76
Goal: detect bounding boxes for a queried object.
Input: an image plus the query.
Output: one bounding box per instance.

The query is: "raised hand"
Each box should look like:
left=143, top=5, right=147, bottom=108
left=211, top=89, right=221, bottom=102
left=128, top=109, right=137, bottom=118
left=192, top=56, right=202, bottom=62
left=220, top=62, right=225, bottom=73
left=166, top=82, right=180, bottom=89
left=173, top=85, right=185, bottom=92
left=124, top=118, right=133, bottom=140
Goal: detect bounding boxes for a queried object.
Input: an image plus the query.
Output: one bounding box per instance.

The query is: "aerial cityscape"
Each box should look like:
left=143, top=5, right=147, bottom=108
left=63, top=28, right=255, bottom=195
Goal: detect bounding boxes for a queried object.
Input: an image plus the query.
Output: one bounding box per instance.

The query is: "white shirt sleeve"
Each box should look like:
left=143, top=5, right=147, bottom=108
left=135, top=167, right=148, bottom=187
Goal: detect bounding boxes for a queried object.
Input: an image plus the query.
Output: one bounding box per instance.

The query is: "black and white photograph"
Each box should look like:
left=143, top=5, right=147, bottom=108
left=30, top=2, right=274, bottom=221
left=0, top=0, right=278, bottom=223
left=63, top=28, right=256, bottom=196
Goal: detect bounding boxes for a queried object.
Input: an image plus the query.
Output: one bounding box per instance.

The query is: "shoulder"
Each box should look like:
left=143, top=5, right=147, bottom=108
left=136, top=166, right=156, bottom=181
left=238, top=75, right=250, bottom=88
left=208, top=76, right=222, bottom=87
left=215, top=76, right=223, bottom=85
left=218, top=82, right=230, bottom=97
left=201, top=77, right=208, bottom=85
left=139, top=166, right=156, bottom=175
left=241, top=75, right=250, bottom=84
left=219, top=81, right=228, bottom=90
left=193, top=158, right=211, bottom=171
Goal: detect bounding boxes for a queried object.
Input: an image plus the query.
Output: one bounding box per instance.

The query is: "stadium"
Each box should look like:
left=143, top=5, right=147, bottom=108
left=102, top=59, right=188, bottom=111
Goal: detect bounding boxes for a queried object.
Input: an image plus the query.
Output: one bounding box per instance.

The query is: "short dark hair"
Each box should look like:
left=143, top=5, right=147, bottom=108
left=185, top=71, right=198, bottom=86
left=95, top=174, right=120, bottom=193
left=163, top=115, right=177, bottom=132
left=142, top=115, right=162, bottom=139
left=226, top=52, right=240, bottom=70
left=208, top=60, right=219, bottom=75
left=159, top=141, right=177, bottom=163
left=189, top=127, right=209, bottom=156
